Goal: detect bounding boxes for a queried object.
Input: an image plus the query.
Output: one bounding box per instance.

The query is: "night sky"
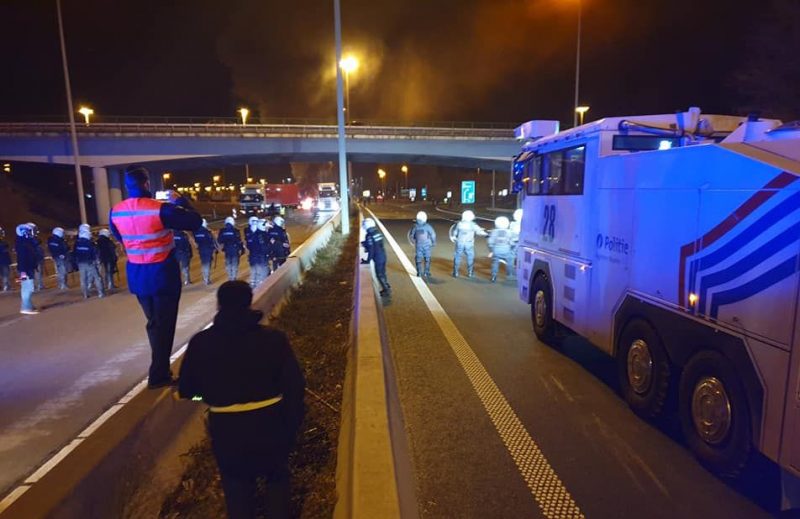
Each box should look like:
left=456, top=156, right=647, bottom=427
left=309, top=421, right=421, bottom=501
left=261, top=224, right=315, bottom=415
left=2, top=0, right=797, bottom=126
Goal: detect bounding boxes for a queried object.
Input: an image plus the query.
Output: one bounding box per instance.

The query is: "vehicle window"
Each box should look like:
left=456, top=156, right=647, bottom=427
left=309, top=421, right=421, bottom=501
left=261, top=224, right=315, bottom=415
left=562, top=146, right=585, bottom=195
left=612, top=135, right=680, bottom=151
left=526, top=155, right=542, bottom=195
left=544, top=151, right=564, bottom=195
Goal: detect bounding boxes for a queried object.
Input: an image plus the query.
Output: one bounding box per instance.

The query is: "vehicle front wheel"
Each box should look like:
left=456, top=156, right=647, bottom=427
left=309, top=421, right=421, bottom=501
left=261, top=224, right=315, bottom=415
left=679, top=350, right=751, bottom=479
left=530, top=274, right=557, bottom=344
left=617, top=318, right=671, bottom=419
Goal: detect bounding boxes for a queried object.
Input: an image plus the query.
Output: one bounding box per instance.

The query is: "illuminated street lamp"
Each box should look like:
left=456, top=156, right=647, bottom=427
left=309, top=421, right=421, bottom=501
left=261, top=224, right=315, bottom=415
left=238, top=107, right=250, bottom=125
left=247, top=177, right=254, bottom=183
left=575, top=106, right=590, bottom=125
left=401, top=164, right=409, bottom=188
left=78, top=106, right=94, bottom=125
left=194, top=182, right=201, bottom=188
left=377, top=168, right=387, bottom=194
left=339, top=54, right=359, bottom=123
left=213, top=174, right=221, bottom=183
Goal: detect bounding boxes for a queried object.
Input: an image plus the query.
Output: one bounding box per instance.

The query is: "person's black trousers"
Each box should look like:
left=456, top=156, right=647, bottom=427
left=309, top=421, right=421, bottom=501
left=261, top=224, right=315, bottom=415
left=136, top=293, right=181, bottom=384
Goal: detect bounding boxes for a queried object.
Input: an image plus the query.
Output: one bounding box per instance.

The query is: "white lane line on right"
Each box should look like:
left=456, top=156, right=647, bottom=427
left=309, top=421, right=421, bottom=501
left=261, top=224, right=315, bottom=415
left=0, top=486, right=30, bottom=514
left=367, top=208, right=584, bottom=519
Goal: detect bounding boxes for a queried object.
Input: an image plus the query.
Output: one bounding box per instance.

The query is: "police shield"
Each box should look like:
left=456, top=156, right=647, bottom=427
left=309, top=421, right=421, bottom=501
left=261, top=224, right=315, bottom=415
left=407, top=227, right=415, bottom=247
left=448, top=223, right=457, bottom=243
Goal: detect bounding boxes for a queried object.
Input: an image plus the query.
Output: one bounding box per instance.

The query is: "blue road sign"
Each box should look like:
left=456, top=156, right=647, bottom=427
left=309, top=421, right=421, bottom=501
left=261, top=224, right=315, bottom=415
left=461, top=180, right=476, bottom=204
left=421, top=187, right=427, bottom=199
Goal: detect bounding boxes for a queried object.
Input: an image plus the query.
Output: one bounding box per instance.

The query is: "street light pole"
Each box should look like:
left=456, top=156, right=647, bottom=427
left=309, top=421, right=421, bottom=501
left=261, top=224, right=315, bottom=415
left=56, top=0, right=87, bottom=224
left=344, top=70, right=351, bottom=124
left=333, top=0, right=350, bottom=234
left=572, top=0, right=583, bottom=128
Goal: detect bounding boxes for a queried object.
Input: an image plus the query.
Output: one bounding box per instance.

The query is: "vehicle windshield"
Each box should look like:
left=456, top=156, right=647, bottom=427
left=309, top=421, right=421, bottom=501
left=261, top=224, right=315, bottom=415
left=239, top=194, right=263, bottom=202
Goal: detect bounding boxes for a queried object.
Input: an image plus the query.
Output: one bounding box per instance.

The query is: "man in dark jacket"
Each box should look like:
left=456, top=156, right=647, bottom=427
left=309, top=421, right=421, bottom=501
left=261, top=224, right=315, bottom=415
left=179, top=281, right=305, bottom=519
left=173, top=229, right=194, bottom=286
left=96, top=229, right=118, bottom=291
left=193, top=219, right=218, bottom=285
left=47, top=227, right=70, bottom=290
left=246, top=219, right=269, bottom=287
left=110, top=165, right=202, bottom=388
left=28, top=222, right=45, bottom=291
left=0, top=227, right=11, bottom=292
left=266, top=216, right=291, bottom=273
left=218, top=217, right=244, bottom=281
left=362, top=217, right=391, bottom=296
left=15, top=224, right=38, bottom=314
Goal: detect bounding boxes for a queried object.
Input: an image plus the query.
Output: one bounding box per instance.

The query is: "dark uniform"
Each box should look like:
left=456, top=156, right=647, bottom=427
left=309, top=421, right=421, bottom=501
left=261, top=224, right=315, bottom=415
left=266, top=226, right=290, bottom=272
left=218, top=223, right=244, bottom=281
left=246, top=227, right=269, bottom=286
left=31, top=233, right=45, bottom=291
left=173, top=230, right=193, bottom=285
left=179, top=281, right=305, bottom=519
left=363, top=226, right=391, bottom=295
left=47, top=232, right=70, bottom=290
left=96, top=233, right=118, bottom=290
left=73, top=233, right=105, bottom=298
left=193, top=225, right=218, bottom=285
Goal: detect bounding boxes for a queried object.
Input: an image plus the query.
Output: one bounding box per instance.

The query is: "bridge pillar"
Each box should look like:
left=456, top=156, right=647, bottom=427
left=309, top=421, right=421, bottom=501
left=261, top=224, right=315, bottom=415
left=108, top=168, right=123, bottom=207
left=92, top=167, right=111, bottom=225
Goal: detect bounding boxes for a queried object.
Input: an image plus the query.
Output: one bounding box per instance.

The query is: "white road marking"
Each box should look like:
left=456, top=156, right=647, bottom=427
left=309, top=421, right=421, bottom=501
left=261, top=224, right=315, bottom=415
left=367, top=208, right=584, bottom=519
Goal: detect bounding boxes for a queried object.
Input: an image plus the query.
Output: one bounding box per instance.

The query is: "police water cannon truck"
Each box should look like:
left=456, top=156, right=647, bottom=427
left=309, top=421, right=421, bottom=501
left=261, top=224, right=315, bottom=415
left=512, top=108, right=800, bottom=506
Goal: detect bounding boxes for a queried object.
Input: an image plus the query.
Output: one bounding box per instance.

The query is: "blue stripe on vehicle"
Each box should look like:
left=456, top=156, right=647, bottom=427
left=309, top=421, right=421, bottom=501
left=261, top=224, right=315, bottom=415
left=709, top=255, right=799, bottom=319
left=698, top=221, right=800, bottom=314
left=688, top=191, right=800, bottom=294
left=111, top=210, right=161, bottom=217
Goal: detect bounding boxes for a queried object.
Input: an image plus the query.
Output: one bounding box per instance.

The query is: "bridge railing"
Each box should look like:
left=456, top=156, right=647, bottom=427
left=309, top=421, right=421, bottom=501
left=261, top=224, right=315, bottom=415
left=0, top=120, right=516, bottom=139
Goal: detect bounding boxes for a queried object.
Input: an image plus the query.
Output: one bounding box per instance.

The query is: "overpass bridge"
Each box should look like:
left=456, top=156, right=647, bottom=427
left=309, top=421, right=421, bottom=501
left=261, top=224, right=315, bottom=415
left=0, top=118, right=521, bottom=223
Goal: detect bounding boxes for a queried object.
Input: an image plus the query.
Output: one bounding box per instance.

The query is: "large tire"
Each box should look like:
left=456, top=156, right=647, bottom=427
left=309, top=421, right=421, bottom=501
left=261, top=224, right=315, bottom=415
left=679, top=350, right=752, bottom=479
left=530, top=273, right=557, bottom=344
left=616, top=318, right=671, bottom=419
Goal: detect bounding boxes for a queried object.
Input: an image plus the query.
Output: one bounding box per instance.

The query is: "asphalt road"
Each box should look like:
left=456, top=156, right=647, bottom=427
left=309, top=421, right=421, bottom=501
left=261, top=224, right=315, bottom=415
left=369, top=201, right=772, bottom=518
left=0, top=210, right=327, bottom=496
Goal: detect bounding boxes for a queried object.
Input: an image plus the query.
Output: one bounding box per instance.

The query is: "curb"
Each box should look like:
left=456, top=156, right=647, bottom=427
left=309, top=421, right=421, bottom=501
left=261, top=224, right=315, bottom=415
left=0, top=211, right=342, bottom=519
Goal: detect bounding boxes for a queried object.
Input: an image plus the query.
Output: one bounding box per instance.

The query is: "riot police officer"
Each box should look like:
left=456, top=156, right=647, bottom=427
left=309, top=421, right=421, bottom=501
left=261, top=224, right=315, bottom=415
left=488, top=216, right=514, bottom=282
left=0, top=227, right=11, bottom=292
left=247, top=219, right=269, bottom=287
left=510, top=208, right=522, bottom=267
left=28, top=222, right=45, bottom=290
left=47, top=227, right=70, bottom=290
left=452, top=210, right=486, bottom=278
left=174, top=229, right=194, bottom=285
left=73, top=224, right=105, bottom=299
left=362, top=218, right=391, bottom=296
left=193, top=219, right=218, bottom=285
left=96, top=229, right=118, bottom=291
left=16, top=224, right=39, bottom=313
left=218, top=217, right=244, bottom=281
left=266, top=216, right=290, bottom=273
left=409, top=211, right=436, bottom=279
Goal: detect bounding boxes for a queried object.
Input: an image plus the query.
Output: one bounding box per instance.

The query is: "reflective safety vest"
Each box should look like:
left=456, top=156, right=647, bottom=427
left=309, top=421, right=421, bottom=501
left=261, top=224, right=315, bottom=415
left=111, top=197, right=174, bottom=264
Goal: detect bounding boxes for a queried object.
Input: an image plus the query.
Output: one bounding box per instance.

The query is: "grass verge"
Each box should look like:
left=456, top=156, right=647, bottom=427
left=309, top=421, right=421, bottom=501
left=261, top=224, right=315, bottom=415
left=159, top=223, right=358, bottom=518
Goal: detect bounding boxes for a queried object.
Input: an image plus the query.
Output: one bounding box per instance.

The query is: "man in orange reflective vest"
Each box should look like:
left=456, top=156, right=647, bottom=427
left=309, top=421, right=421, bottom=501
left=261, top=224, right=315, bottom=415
left=111, top=165, right=202, bottom=388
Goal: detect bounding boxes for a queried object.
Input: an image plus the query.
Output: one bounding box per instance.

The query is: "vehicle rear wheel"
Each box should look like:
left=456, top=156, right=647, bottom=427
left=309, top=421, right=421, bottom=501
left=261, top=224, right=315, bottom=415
left=679, top=350, right=751, bottom=478
left=531, top=273, right=557, bottom=344
left=617, top=318, right=671, bottom=419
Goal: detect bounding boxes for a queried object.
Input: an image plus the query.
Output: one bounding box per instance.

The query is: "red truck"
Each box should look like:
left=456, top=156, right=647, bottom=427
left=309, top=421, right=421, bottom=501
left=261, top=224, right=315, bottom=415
left=263, top=183, right=300, bottom=215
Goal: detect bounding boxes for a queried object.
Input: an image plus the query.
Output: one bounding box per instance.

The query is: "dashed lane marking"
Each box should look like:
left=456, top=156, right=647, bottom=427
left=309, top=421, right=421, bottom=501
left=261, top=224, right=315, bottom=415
left=367, top=208, right=584, bottom=519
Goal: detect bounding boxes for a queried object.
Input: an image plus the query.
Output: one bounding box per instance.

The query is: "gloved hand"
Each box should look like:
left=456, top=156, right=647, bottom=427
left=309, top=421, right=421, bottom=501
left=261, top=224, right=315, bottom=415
left=360, top=259, right=369, bottom=265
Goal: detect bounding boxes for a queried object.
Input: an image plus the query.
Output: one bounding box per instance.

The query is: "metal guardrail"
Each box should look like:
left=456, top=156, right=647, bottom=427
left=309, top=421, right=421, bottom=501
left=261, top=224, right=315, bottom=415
left=0, top=118, right=516, bottom=140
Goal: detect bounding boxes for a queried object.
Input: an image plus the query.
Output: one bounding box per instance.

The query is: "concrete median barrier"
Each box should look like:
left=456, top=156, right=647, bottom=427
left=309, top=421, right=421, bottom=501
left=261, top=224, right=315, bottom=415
left=0, top=211, right=342, bottom=519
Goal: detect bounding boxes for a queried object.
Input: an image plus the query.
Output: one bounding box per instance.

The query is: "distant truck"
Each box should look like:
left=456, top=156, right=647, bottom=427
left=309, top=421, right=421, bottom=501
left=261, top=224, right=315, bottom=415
left=263, top=183, right=300, bottom=216
left=239, top=184, right=266, bottom=217
left=512, top=108, right=800, bottom=506
left=317, top=182, right=339, bottom=212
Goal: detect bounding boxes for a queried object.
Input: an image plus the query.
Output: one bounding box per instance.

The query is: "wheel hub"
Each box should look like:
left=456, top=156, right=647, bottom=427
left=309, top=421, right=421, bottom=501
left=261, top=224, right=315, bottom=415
left=691, top=376, right=732, bottom=445
left=627, top=339, right=653, bottom=395
left=534, top=290, right=546, bottom=328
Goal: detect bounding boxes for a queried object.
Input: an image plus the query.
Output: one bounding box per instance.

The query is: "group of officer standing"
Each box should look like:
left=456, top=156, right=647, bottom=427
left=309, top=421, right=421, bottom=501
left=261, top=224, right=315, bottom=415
left=215, top=214, right=292, bottom=287
left=359, top=208, right=522, bottom=299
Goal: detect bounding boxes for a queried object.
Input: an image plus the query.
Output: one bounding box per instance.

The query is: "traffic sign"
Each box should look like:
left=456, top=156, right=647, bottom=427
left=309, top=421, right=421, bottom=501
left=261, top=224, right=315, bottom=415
left=461, top=180, right=476, bottom=204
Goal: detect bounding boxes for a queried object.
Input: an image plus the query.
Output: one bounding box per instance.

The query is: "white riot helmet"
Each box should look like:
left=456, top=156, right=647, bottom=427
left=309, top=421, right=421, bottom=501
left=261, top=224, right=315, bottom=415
left=52, top=227, right=65, bottom=238
left=462, top=210, right=475, bottom=222
left=16, top=224, right=31, bottom=237
left=416, top=211, right=427, bottom=224
left=202, top=218, right=209, bottom=229
left=225, top=216, right=235, bottom=226
left=248, top=216, right=258, bottom=230
left=99, top=229, right=111, bottom=237
left=257, top=219, right=268, bottom=231
left=273, top=216, right=285, bottom=228
left=513, top=209, right=523, bottom=222
left=363, top=218, right=376, bottom=230
left=78, top=223, right=92, bottom=239
left=27, top=222, right=39, bottom=236
left=0, top=226, right=4, bottom=239
left=495, top=216, right=510, bottom=230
